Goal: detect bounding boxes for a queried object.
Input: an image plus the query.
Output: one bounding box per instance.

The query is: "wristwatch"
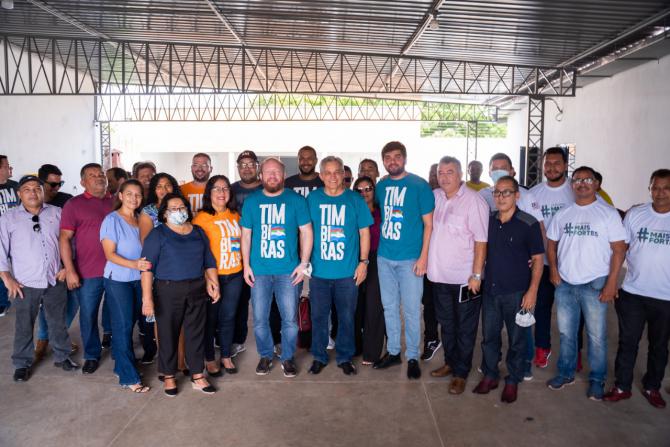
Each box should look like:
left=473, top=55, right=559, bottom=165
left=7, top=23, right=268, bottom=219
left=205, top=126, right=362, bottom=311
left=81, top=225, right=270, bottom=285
left=359, top=259, right=370, bottom=265
left=470, top=273, right=482, bottom=281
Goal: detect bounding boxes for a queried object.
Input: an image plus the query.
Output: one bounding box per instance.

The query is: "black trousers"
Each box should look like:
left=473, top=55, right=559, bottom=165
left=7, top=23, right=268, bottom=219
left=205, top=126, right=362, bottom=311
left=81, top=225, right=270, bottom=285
left=422, top=276, right=439, bottom=342
left=614, top=289, right=670, bottom=392
left=155, top=278, right=208, bottom=376
left=433, top=282, right=481, bottom=379
left=354, top=252, right=385, bottom=362
left=232, top=281, right=251, bottom=345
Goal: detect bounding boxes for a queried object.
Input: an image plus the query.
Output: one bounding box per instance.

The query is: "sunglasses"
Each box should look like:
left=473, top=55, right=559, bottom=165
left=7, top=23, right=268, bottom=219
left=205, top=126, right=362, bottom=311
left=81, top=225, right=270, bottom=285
left=32, top=215, right=41, bottom=233
left=46, top=181, right=64, bottom=188
left=355, top=186, right=374, bottom=193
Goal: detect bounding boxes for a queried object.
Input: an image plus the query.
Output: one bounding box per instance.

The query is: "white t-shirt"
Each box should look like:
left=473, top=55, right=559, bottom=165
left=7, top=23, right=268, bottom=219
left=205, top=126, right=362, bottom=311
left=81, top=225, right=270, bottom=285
left=547, top=200, right=627, bottom=284
left=530, top=180, right=575, bottom=265
left=622, top=203, right=670, bottom=301
left=480, top=186, right=544, bottom=223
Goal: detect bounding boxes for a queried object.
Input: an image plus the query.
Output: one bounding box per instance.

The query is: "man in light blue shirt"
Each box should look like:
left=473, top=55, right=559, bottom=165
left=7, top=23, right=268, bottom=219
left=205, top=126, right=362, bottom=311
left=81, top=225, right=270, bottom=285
left=306, top=156, right=372, bottom=376
left=373, top=141, right=434, bottom=379
left=241, top=157, right=313, bottom=378
left=0, top=176, right=78, bottom=382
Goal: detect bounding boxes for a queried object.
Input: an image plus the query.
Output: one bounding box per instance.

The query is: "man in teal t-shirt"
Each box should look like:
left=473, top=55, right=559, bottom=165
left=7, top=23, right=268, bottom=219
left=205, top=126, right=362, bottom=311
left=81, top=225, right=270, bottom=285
left=240, top=157, right=313, bottom=378
left=373, top=141, right=434, bottom=380
left=306, top=156, right=372, bottom=376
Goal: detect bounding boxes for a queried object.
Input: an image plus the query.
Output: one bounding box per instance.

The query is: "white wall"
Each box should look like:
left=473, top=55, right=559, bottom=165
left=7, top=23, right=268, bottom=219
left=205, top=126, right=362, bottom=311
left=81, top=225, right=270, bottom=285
left=0, top=44, right=96, bottom=196
left=508, top=53, right=670, bottom=210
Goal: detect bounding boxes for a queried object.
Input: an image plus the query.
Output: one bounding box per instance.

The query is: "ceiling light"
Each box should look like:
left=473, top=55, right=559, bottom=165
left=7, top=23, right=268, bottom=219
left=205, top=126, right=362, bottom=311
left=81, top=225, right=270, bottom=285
left=1, top=0, right=13, bottom=10
left=429, top=13, right=439, bottom=31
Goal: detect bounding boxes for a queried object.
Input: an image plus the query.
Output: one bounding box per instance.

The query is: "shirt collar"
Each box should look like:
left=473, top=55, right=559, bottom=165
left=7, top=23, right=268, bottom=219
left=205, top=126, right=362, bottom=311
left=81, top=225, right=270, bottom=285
left=442, top=182, right=466, bottom=200
left=83, top=190, right=112, bottom=200
left=494, top=206, right=519, bottom=223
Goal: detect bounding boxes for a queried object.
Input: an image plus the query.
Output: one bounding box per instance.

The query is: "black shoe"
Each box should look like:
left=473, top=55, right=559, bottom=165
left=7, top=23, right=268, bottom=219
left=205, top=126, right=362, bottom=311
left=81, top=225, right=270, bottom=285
left=101, top=333, right=112, bottom=350
left=140, top=352, right=155, bottom=365
left=281, top=359, right=297, bottom=378
left=191, top=376, right=217, bottom=394
left=407, top=359, right=421, bottom=379
left=206, top=367, right=223, bottom=378
left=421, top=340, right=442, bottom=361
left=255, top=358, right=272, bottom=376
left=338, top=361, right=357, bottom=376
left=373, top=353, right=402, bottom=369
left=13, top=367, right=30, bottom=382
left=308, top=360, right=326, bottom=375
left=55, top=358, right=80, bottom=371
left=82, top=359, right=99, bottom=374
left=221, top=358, right=238, bottom=374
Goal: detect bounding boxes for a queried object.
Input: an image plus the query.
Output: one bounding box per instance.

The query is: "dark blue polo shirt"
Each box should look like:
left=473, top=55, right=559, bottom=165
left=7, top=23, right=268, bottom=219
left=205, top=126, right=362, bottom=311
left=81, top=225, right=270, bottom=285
left=484, top=208, right=544, bottom=296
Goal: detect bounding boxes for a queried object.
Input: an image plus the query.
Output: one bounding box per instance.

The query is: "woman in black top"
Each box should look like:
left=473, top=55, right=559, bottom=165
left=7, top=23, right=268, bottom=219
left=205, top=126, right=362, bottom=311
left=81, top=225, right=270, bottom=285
left=141, top=193, right=220, bottom=396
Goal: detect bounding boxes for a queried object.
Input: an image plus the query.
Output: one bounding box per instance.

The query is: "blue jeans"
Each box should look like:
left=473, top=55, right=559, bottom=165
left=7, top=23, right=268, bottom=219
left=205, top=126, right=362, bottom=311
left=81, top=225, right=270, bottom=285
left=481, top=291, right=527, bottom=384
left=77, top=277, right=106, bottom=360
left=104, top=278, right=142, bottom=386
left=0, top=280, right=9, bottom=309
left=377, top=256, right=423, bottom=360
left=555, top=276, right=608, bottom=383
left=205, top=272, right=244, bottom=360
left=36, top=289, right=79, bottom=341
left=251, top=274, right=300, bottom=361
left=310, top=276, right=358, bottom=365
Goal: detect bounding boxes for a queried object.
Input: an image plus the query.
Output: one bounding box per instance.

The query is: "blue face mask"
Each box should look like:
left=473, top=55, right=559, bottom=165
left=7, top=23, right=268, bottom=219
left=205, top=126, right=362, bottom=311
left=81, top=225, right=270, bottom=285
left=167, top=210, right=188, bottom=226
left=490, top=169, right=510, bottom=184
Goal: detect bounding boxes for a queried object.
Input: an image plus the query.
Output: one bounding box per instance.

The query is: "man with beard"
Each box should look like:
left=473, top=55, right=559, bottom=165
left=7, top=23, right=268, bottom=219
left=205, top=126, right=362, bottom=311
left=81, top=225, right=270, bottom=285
left=240, top=158, right=313, bottom=377
left=528, top=147, right=575, bottom=371
left=181, top=153, right=213, bottom=212
left=373, top=141, right=434, bottom=380
left=230, top=150, right=264, bottom=356
left=284, top=146, right=324, bottom=197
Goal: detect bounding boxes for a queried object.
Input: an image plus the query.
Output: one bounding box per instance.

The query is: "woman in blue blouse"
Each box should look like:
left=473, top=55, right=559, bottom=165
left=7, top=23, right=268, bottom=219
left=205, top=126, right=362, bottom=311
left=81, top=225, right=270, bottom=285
left=100, top=180, right=152, bottom=393
left=141, top=193, right=221, bottom=396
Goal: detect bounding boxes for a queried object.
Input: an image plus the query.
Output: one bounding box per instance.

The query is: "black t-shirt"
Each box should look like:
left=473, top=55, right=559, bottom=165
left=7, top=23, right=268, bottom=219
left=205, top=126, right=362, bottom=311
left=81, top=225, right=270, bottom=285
left=47, top=192, right=74, bottom=208
left=231, top=181, right=263, bottom=213
left=0, top=180, right=19, bottom=216
left=283, top=175, right=324, bottom=198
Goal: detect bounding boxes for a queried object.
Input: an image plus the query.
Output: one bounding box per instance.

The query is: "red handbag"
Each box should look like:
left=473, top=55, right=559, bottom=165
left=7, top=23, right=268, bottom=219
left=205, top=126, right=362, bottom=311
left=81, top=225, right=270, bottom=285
left=297, top=296, right=312, bottom=349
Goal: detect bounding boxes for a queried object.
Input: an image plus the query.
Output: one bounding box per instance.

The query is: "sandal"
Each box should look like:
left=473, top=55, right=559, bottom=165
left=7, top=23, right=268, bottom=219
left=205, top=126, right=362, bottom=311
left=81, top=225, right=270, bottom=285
left=206, top=361, right=223, bottom=377
left=124, top=383, right=151, bottom=393
left=191, top=374, right=216, bottom=394
left=163, top=375, right=178, bottom=397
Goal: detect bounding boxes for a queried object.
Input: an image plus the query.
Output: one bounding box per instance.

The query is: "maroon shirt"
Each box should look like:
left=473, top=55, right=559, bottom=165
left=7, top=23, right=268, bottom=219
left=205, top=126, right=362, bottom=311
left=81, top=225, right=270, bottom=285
left=60, top=191, right=114, bottom=279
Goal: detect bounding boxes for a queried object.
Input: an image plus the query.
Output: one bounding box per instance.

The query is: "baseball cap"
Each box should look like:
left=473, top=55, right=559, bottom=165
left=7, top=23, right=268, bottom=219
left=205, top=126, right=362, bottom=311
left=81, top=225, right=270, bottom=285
left=18, top=175, right=44, bottom=188
left=237, top=150, right=258, bottom=163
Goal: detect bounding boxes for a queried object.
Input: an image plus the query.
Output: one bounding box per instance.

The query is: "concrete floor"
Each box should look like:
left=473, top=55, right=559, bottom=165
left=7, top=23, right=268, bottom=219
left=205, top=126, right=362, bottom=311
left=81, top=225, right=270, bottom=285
left=0, top=305, right=668, bottom=447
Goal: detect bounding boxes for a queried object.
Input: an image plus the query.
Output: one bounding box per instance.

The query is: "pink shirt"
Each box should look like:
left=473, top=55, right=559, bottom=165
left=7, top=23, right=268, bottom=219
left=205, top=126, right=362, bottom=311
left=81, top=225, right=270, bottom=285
left=60, top=191, right=114, bottom=279
left=427, top=183, right=489, bottom=285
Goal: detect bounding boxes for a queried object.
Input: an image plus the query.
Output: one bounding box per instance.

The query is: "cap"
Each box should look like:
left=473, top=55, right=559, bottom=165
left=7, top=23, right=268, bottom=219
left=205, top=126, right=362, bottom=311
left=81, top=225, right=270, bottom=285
left=237, top=150, right=258, bottom=163
left=18, top=175, right=44, bottom=188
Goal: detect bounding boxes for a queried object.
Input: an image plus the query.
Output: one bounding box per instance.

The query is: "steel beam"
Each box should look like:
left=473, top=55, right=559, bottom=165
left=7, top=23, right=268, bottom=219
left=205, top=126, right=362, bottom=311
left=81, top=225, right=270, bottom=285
left=0, top=34, right=577, bottom=97
left=524, top=95, right=544, bottom=187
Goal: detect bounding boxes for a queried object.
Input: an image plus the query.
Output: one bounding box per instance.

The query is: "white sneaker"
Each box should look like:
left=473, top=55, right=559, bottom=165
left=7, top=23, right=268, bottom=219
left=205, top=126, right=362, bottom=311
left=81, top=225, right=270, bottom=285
left=231, top=343, right=246, bottom=358
left=327, top=337, right=336, bottom=350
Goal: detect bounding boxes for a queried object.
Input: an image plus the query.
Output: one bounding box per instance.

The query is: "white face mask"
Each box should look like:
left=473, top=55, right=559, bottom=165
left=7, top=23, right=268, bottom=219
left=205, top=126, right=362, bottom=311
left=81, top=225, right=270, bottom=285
left=167, top=209, right=188, bottom=225
left=490, top=169, right=510, bottom=184
left=515, top=309, right=536, bottom=327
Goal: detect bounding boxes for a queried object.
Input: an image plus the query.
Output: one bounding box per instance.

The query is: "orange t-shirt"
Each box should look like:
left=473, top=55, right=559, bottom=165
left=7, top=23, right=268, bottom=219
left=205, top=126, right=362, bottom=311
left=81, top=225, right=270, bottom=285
left=193, top=210, right=242, bottom=275
left=181, top=182, right=206, bottom=212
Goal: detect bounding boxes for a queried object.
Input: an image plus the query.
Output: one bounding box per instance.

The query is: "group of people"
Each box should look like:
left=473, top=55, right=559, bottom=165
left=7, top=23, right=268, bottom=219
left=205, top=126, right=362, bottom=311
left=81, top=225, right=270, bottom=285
left=0, top=145, right=668, bottom=407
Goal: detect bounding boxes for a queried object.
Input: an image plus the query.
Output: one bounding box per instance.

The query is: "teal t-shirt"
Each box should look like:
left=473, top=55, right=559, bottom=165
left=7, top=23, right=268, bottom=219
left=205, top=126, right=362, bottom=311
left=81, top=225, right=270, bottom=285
left=375, top=173, right=435, bottom=261
left=308, top=188, right=374, bottom=279
left=240, top=189, right=310, bottom=275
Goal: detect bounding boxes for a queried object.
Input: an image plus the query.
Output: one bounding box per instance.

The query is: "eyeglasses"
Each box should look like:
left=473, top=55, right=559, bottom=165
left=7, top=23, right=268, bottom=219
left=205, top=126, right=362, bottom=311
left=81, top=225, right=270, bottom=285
left=191, top=163, right=210, bottom=169
left=46, top=181, right=64, bottom=188
left=238, top=162, right=257, bottom=169
left=211, top=186, right=230, bottom=193
left=492, top=189, right=516, bottom=198
left=32, top=215, right=41, bottom=232
left=167, top=207, right=187, bottom=213
left=355, top=186, right=373, bottom=193
left=572, top=177, right=595, bottom=185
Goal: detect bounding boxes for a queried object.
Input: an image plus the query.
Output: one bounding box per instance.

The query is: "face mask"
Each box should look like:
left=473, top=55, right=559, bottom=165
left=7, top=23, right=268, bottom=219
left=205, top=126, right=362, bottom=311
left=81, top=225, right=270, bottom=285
left=490, top=169, right=510, bottom=184
left=515, top=309, right=536, bottom=327
left=167, top=210, right=188, bottom=225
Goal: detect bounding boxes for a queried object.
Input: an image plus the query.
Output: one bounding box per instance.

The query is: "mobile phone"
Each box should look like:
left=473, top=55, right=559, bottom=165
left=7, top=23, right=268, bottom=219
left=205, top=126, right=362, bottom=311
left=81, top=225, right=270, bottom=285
left=459, top=284, right=481, bottom=303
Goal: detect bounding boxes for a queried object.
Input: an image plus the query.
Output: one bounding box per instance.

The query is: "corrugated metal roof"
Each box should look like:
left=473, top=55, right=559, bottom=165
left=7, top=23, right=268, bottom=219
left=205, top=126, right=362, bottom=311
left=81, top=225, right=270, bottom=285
left=1, top=0, right=668, bottom=67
